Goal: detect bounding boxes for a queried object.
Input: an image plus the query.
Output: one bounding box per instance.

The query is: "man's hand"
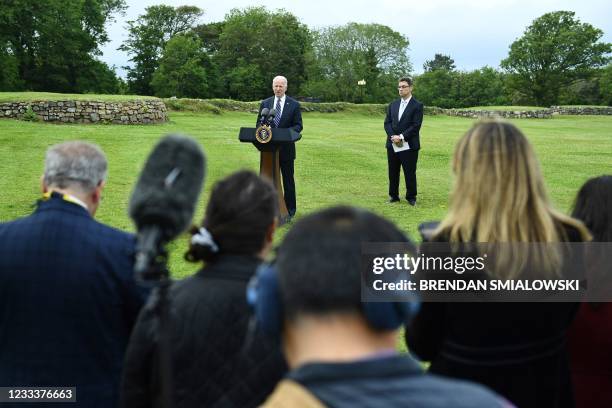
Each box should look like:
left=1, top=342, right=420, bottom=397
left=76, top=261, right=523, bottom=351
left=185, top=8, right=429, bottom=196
left=391, top=135, right=402, bottom=144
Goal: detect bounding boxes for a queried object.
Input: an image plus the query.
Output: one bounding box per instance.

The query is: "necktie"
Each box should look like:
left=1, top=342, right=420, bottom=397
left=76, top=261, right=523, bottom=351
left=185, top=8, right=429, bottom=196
left=399, top=100, right=407, bottom=120
left=274, top=98, right=282, bottom=127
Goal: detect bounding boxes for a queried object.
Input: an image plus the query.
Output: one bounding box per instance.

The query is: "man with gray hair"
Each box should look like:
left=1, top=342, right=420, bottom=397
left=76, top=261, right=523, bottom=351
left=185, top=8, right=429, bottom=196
left=257, top=75, right=303, bottom=221
left=0, top=141, right=149, bottom=407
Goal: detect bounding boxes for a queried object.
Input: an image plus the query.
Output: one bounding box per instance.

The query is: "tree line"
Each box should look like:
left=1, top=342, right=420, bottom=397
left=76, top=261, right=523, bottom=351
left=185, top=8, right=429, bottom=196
left=1, top=3, right=610, bottom=107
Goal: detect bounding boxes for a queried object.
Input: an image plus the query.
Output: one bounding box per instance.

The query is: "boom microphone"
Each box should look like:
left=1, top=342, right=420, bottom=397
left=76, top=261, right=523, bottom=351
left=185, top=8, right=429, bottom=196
left=259, top=107, right=270, bottom=125
left=129, top=134, right=206, bottom=279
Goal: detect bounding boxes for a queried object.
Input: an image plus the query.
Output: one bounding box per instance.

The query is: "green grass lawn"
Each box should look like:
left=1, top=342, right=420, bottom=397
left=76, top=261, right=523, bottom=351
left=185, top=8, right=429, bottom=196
left=0, top=91, right=159, bottom=102
left=1, top=112, right=611, bottom=280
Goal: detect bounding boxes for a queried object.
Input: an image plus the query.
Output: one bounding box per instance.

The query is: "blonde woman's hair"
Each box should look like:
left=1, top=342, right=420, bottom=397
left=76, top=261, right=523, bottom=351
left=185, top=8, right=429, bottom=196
left=436, top=120, right=589, bottom=279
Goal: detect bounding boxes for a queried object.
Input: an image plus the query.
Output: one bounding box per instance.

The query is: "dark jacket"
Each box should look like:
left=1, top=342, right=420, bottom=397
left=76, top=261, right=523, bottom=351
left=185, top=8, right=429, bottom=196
left=287, top=355, right=508, bottom=407
left=0, top=193, right=148, bottom=407
left=384, top=97, right=423, bottom=150
left=121, top=255, right=287, bottom=408
left=406, top=224, right=585, bottom=408
left=567, top=303, right=612, bottom=408
left=258, top=96, right=303, bottom=161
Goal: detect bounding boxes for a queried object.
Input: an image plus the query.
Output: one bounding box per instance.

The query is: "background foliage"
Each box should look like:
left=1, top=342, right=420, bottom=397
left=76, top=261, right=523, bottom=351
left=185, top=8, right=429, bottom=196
left=0, top=4, right=610, bottom=107
left=0, top=0, right=126, bottom=93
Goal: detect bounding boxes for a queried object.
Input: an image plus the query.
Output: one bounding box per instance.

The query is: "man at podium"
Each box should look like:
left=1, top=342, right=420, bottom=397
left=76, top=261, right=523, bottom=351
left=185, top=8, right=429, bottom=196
left=258, top=75, right=303, bottom=219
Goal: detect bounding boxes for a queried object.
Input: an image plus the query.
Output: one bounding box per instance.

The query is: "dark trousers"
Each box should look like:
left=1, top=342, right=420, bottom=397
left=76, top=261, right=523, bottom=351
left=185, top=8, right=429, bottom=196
left=387, top=148, right=418, bottom=200
left=280, top=159, right=296, bottom=216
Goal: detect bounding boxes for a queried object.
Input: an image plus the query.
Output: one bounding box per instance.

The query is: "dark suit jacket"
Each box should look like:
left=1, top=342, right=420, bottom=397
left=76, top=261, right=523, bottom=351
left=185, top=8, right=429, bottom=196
left=384, top=97, right=424, bottom=150
left=0, top=193, right=149, bottom=407
left=258, top=96, right=303, bottom=161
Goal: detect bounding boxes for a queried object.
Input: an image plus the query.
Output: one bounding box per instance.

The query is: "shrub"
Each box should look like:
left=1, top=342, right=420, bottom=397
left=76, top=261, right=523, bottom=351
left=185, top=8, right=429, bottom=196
left=21, top=105, right=39, bottom=122
left=163, top=98, right=222, bottom=114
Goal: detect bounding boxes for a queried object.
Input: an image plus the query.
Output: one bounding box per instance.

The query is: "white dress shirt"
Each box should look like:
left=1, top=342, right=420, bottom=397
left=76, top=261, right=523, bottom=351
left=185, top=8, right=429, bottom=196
left=398, top=96, right=412, bottom=143
left=398, top=96, right=412, bottom=120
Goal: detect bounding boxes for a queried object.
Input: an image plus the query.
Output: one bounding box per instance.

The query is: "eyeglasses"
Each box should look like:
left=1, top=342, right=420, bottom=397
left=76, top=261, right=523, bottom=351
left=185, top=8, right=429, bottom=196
left=398, top=85, right=410, bottom=89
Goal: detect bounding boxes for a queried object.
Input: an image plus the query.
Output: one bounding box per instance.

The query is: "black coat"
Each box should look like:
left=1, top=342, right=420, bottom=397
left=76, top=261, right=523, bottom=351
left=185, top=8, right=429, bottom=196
left=384, top=97, right=423, bottom=150
left=121, top=255, right=287, bottom=408
left=406, top=224, right=585, bottom=408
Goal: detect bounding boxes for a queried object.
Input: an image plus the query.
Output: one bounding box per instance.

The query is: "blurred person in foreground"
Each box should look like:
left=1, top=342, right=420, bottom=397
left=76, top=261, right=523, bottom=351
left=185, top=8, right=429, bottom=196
left=0, top=141, right=149, bottom=407
left=255, top=206, right=508, bottom=407
left=405, top=121, right=591, bottom=408
left=567, top=175, right=612, bottom=408
left=121, top=170, right=287, bottom=408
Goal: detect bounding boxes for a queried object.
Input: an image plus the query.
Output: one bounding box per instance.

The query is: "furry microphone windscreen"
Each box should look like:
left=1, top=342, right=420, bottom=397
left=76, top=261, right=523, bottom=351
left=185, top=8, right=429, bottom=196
left=129, top=134, right=206, bottom=242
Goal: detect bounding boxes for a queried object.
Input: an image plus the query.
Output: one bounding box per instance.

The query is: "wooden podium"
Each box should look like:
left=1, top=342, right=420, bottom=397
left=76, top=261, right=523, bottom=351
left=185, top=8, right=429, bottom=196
left=239, top=127, right=301, bottom=224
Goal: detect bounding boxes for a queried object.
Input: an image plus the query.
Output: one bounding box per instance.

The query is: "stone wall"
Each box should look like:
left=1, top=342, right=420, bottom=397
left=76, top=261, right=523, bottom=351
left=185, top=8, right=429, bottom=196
left=165, top=99, right=611, bottom=118
left=443, top=106, right=611, bottom=119
left=549, top=106, right=612, bottom=115
left=445, top=109, right=552, bottom=119
left=0, top=100, right=168, bottom=124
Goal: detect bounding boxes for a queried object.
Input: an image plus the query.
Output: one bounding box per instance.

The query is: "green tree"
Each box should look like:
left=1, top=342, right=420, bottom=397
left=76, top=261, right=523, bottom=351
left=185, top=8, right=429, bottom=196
left=215, top=7, right=311, bottom=100
left=414, top=69, right=457, bottom=108
left=423, top=53, right=456, bottom=72
left=151, top=34, right=210, bottom=98
left=457, top=67, right=509, bottom=107
left=598, top=64, right=612, bottom=105
left=192, top=22, right=225, bottom=53
left=416, top=67, right=509, bottom=108
left=303, top=23, right=411, bottom=103
left=76, top=60, right=123, bottom=94
left=0, top=8, right=21, bottom=90
left=120, top=5, right=204, bottom=95
left=1, top=0, right=125, bottom=92
left=501, top=11, right=611, bottom=106
left=0, top=45, right=23, bottom=91
left=558, top=78, right=599, bottom=105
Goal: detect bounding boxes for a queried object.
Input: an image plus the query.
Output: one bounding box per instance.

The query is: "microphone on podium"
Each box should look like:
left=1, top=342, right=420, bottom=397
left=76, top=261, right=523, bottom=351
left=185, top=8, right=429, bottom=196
left=258, top=107, right=270, bottom=125
left=265, top=108, right=277, bottom=125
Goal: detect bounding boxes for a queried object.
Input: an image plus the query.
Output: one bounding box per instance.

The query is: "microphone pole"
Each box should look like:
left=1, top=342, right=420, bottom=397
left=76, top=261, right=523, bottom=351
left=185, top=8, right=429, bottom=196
left=151, top=243, right=173, bottom=408
left=132, top=204, right=175, bottom=408
left=129, top=135, right=206, bottom=408
left=138, top=204, right=174, bottom=408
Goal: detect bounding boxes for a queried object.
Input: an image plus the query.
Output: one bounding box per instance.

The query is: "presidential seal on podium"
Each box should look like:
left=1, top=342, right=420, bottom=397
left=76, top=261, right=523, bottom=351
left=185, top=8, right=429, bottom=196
left=255, top=124, right=273, bottom=143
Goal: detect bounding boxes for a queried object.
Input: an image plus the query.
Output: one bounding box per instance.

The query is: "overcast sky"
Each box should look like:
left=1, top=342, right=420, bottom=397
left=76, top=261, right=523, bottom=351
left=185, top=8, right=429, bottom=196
left=99, top=0, right=611, bottom=78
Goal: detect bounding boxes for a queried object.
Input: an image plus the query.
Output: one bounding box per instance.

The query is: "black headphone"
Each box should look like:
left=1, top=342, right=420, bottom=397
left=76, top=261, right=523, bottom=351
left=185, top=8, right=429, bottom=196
left=246, top=262, right=420, bottom=338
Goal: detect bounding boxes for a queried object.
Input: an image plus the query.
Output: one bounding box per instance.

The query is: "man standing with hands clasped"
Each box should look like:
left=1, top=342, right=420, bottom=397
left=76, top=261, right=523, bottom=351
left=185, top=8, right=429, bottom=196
left=384, top=77, right=423, bottom=206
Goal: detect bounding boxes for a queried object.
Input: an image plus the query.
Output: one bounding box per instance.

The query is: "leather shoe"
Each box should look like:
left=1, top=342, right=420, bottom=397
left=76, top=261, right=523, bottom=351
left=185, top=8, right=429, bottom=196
left=407, top=198, right=416, bottom=206
left=388, top=197, right=400, bottom=203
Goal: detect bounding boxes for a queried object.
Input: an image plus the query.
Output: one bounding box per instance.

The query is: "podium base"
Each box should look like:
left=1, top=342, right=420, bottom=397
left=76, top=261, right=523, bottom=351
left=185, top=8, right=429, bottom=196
left=259, top=150, right=290, bottom=226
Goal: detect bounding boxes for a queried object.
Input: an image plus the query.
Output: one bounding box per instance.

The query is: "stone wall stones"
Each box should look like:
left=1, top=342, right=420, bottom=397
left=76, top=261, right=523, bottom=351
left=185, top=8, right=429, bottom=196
left=549, top=106, right=612, bottom=115
left=0, top=100, right=168, bottom=124
left=445, top=109, right=552, bottom=119
left=443, top=106, right=611, bottom=119
left=4, top=98, right=606, bottom=123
